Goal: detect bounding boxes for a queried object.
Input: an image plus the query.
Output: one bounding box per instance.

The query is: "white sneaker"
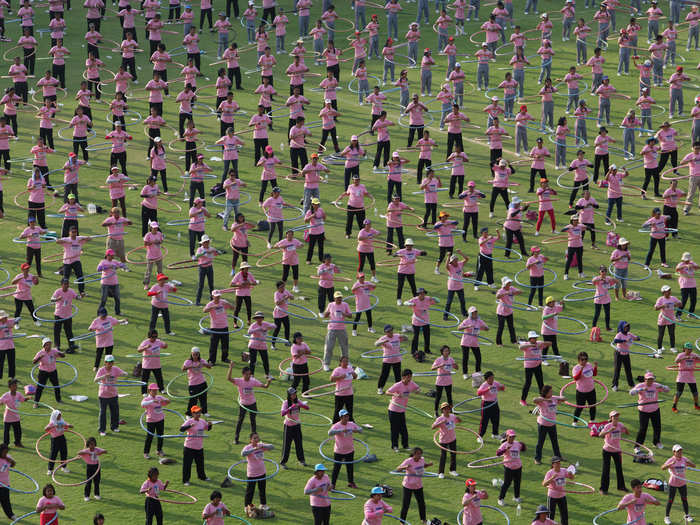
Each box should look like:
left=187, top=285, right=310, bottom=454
left=113, top=428, right=120, bottom=433
left=474, top=286, right=479, bottom=291
left=368, top=327, right=376, bottom=333
left=489, top=212, right=494, bottom=218
left=377, top=388, right=383, bottom=395
left=664, top=517, right=672, bottom=525
left=578, top=272, right=585, bottom=278
left=100, top=431, right=106, bottom=436
left=438, top=473, right=445, bottom=479
left=352, top=330, right=357, bottom=336
left=397, top=299, right=402, bottom=306
left=94, top=495, right=101, bottom=500
left=47, top=470, right=53, bottom=476
left=563, top=274, right=569, bottom=280
left=370, top=276, right=379, bottom=283
left=534, top=231, right=539, bottom=236
left=62, top=467, right=70, bottom=473
left=393, top=446, right=399, bottom=452
left=656, top=442, right=664, bottom=449
left=323, top=365, right=330, bottom=372
left=612, top=386, right=618, bottom=392
left=685, top=515, right=694, bottom=523
left=463, top=374, right=469, bottom=379
left=498, top=499, right=505, bottom=506
left=670, top=347, right=677, bottom=353
left=84, top=497, right=90, bottom=502
left=542, top=360, right=549, bottom=366
left=183, top=482, right=190, bottom=486
left=292, top=286, right=299, bottom=293
left=449, top=470, right=459, bottom=476
left=434, top=267, right=440, bottom=275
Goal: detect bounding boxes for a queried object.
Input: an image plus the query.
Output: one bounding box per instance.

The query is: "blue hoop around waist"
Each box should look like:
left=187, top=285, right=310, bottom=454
left=30, top=360, right=79, bottom=389
left=227, top=458, right=279, bottom=482
left=513, top=267, right=557, bottom=288
left=318, top=437, right=370, bottom=464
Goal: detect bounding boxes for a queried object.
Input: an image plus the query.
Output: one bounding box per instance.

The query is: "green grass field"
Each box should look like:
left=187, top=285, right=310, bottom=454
left=0, top=0, right=699, bottom=523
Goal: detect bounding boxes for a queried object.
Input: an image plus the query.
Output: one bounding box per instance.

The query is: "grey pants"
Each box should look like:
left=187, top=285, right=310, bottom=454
left=417, top=0, right=429, bottom=23
left=516, top=126, right=528, bottom=154
left=99, top=284, right=121, bottom=314
left=576, top=120, right=587, bottom=146
left=541, top=100, right=553, bottom=130
left=369, top=35, right=380, bottom=59
left=303, top=187, right=320, bottom=213
left=143, top=258, right=163, bottom=286
left=623, top=128, right=635, bottom=156
left=314, top=38, right=324, bottom=59
left=685, top=177, right=700, bottom=212
left=514, top=69, right=525, bottom=98
left=556, top=142, right=566, bottom=167
left=447, top=55, right=456, bottom=78
left=387, top=13, right=398, bottom=39
left=383, top=59, right=395, bottom=82
left=670, top=88, right=683, bottom=116
left=477, top=63, right=489, bottom=89
left=538, top=61, right=551, bottom=83
left=408, top=42, right=418, bottom=64
left=440, top=102, right=451, bottom=128
left=617, top=47, right=630, bottom=74
left=563, top=17, right=574, bottom=39
left=218, top=34, right=229, bottom=57
left=641, top=107, right=652, bottom=133
left=323, top=329, right=349, bottom=366
left=692, top=119, right=700, bottom=143
left=670, top=0, right=681, bottom=23
left=421, top=69, right=433, bottom=94
left=524, top=0, right=537, bottom=12
left=577, top=38, right=587, bottom=64
left=223, top=198, right=240, bottom=228
left=567, top=88, right=579, bottom=113
left=400, top=88, right=409, bottom=110
left=246, top=21, right=255, bottom=42
left=598, top=98, right=611, bottom=125
left=299, top=15, right=309, bottom=37
left=591, top=73, right=603, bottom=94
left=648, top=20, right=659, bottom=42
left=355, top=6, right=366, bottom=30
left=688, top=26, right=699, bottom=50
left=652, top=58, right=663, bottom=86
left=664, top=40, right=676, bottom=66
left=326, top=21, right=335, bottom=42
left=276, top=35, right=285, bottom=53
left=597, top=23, right=609, bottom=47
left=504, top=94, right=515, bottom=117
left=358, top=79, right=370, bottom=103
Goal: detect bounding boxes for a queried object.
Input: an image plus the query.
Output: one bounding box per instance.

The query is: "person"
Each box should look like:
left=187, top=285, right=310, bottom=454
left=543, top=456, right=574, bottom=525
left=496, top=276, right=521, bottom=346
left=527, top=247, right=548, bottom=307
left=406, top=288, right=437, bottom=355
left=532, top=504, right=555, bottom=525
left=676, top=252, right=698, bottom=314
left=94, top=355, right=127, bottom=436
left=357, top=219, right=379, bottom=282
left=182, top=348, right=212, bottom=416
left=571, top=351, right=598, bottom=422
left=497, top=429, right=525, bottom=505
left=304, top=464, right=331, bottom=525
left=616, top=478, right=661, bottom=524
left=599, top=410, right=629, bottom=495
left=0, top=443, right=15, bottom=519
left=19, top=216, right=46, bottom=278
left=630, top=371, right=669, bottom=450
left=241, top=433, right=274, bottom=514
left=672, top=342, right=700, bottom=411
left=50, top=278, right=78, bottom=355
left=592, top=265, right=617, bottom=331
left=386, top=369, right=419, bottom=451
left=97, top=249, right=126, bottom=316
left=322, top=291, right=352, bottom=371
left=275, top=231, right=302, bottom=293
left=431, top=402, right=460, bottom=478
left=431, top=345, right=457, bottom=416
left=228, top=363, right=272, bottom=444
left=0, top=379, right=30, bottom=447
left=280, top=387, right=307, bottom=468
left=231, top=261, right=257, bottom=325
left=655, top=285, right=681, bottom=354
left=44, top=410, right=72, bottom=475
left=519, top=331, right=550, bottom=406
left=36, top=484, right=65, bottom=525
left=88, top=307, right=125, bottom=370
left=140, top=467, right=168, bottom=525
left=330, top=355, right=355, bottom=423
left=561, top=216, right=586, bottom=280
left=203, top=290, right=233, bottom=365
left=374, top=324, right=408, bottom=395
left=394, top=238, right=426, bottom=304
left=12, top=263, right=38, bottom=325
left=328, top=407, right=361, bottom=488
left=55, top=226, right=90, bottom=298
left=194, top=235, right=218, bottom=306
left=141, top=383, right=170, bottom=459
left=77, top=437, right=106, bottom=502
left=32, top=338, right=64, bottom=405
left=142, top=220, right=164, bottom=289
left=457, top=306, right=489, bottom=379
left=364, top=486, right=392, bottom=525
left=533, top=385, right=565, bottom=464
left=351, top=273, right=375, bottom=335
left=477, top=371, right=504, bottom=438
left=138, top=330, right=167, bottom=394
left=246, top=311, right=275, bottom=378
left=396, top=447, right=432, bottom=523
left=642, top=207, right=670, bottom=268
left=289, top=332, right=312, bottom=394
left=661, top=444, right=695, bottom=523
left=202, top=491, right=231, bottom=525
left=305, top=198, right=326, bottom=263
left=610, top=238, right=631, bottom=301
left=180, top=405, right=211, bottom=485
left=612, top=320, right=639, bottom=391
left=503, top=197, right=528, bottom=262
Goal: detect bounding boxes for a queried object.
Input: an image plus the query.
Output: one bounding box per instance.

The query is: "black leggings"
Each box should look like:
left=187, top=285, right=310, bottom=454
left=592, top=303, right=611, bottom=330
left=463, top=212, right=478, bottom=239
left=397, top=273, right=416, bottom=299
left=378, top=362, right=401, bottom=390
left=282, top=264, right=299, bottom=283
left=245, top=475, right=267, bottom=505
left=267, top=221, right=283, bottom=244
left=49, top=434, right=68, bottom=471
left=312, top=506, right=331, bottom=525
left=358, top=252, right=375, bottom=272
left=400, top=487, right=426, bottom=521
left=642, top=167, right=660, bottom=196
left=496, top=314, right=516, bottom=345
left=612, top=351, right=634, bottom=388
left=332, top=395, right=353, bottom=423
left=438, top=439, right=457, bottom=473
left=548, top=496, right=569, bottom=525
left=593, top=153, right=609, bottom=182
left=657, top=324, right=676, bottom=349
left=140, top=368, right=164, bottom=395
left=434, top=385, right=452, bottom=414
left=490, top=187, right=510, bottom=212
left=0, top=487, right=12, bottom=519
left=331, top=451, right=354, bottom=484
left=280, top=423, right=305, bottom=464
left=658, top=149, right=678, bottom=174
left=542, top=334, right=559, bottom=356
left=568, top=179, right=589, bottom=205
left=84, top=463, right=101, bottom=497
left=248, top=348, right=269, bottom=376
left=636, top=408, right=661, bottom=446
left=600, top=450, right=625, bottom=492
left=573, top=389, right=597, bottom=421
left=291, top=363, right=310, bottom=395
left=423, top=203, right=437, bottom=227
left=504, top=228, right=525, bottom=259
left=0, top=348, right=16, bottom=380
left=528, top=276, right=544, bottom=306
left=235, top=403, right=257, bottom=441
left=234, top=295, right=252, bottom=323
left=461, top=346, right=481, bottom=374
left=521, top=365, right=544, bottom=401
left=666, top=485, right=689, bottom=516
left=3, top=421, right=20, bottom=447
left=317, top=286, right=334, bottom=313
left=411, top=324, right=430, bottom=354
left=535, top=424, right=561, bottom=462
left=645, top=236, right=667, bottom=265
left=187, top=382, right=208, bottom=415
left=273, top=316, right=290, bottom=343
left=499, top=467, right=522, bottom=499
left=145, top=497, right=163, bottom=525
left=307, top=233, right=325, bottom=262
left=476, top=254, right=494, bottom=285
left=353, top=310, right=372, bottom=330
left=565, top=246, right=583, bottom=274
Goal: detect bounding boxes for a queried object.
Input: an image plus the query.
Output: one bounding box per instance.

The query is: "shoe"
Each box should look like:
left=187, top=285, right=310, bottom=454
left=167, top=331, right=176, bottom=336
left=144, top=453, right=150, bottom=459
left=534, top=459, right=542, bottom=465
left=47, top=470, right=53, bottom=476
left=513, top=497, right=522, bottom=504
left=84, top=497, right=90, bottom=502
left=377, top=388, right=383, bottom=394
left=672, top=406, right=679, bottom=413
left=348, top=482, right=358, bottom=488
left=664, top=518, right=673, bottom=525
left=498, top=499, right=505, bottom=506
left=100, top=431, right=106, bottom=436
left=578, top=272, right=585, bottom=278
left=612, top=386, right=618, bottom=392
left=670, top=347, right=677, bottom=353
left=449, top=470, right=459, bottom=476
left=94, top=495, right=101, bottom=500
left=656, top=442, right=664, bottom=449
left=323, top=365, right=330, bottom=372
left=685, top=515, right=694, bottom=523
left=393, top=446, right=399, bottom=452
left=463, top=374, right=469, bottom=380
left=542, top=360, right=549, bottom=366
left=397, top=299, right=402, bottom=306
left=368, top=327, right=376, bottom=333
left=489, top=212, right=494, bottom=218
left=280, top=463, right=288, bottom=470
left=434, top=267, right=440, bottom=275
left=438, top=473, right=445, bottom=479
left=370, top=276, right=379, bottom=283
left=352, top=330, right=357, bottom=336
left=292, top=285, right=299, bottom=293
left=534, top=231, right=539, bottom=236
left=519, top=400, right=527, bottom=407
left=183, top=482, right=190, bottom=486
left=157, top=451, right=165, bottom=457
left=563, top=274, right=568, bottom=280
left=61, top=467, right=70, bottom=473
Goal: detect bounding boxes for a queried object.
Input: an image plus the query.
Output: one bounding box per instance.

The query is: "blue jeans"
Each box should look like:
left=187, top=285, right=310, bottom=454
left=222, top=198, right=240, bottom=228
left=606, top=197, right=622, bottom=221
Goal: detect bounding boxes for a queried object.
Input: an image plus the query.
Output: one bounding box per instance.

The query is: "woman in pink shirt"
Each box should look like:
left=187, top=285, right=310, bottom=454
left=542, top=456, right=574, bottom=525
left=655, top=121, right=679, bottom=175
left=141, top=382, right=171, bottom=458
left=274, top=230, right=303, bottom=293
left=32, top=338, right=64, bottom=405
left=561, top=215, right=586, bottom=280
left=672, top=340, right=700, bottom=411
left=570, top=351, right=598, bottom=422
left=533, top=385, right=565, bottom=464
left=630, top=371, right=670, bottom=449
left=89, top=305, right=124, bottom=369
left=407, top=288, right=437, bottom=355
left=182, top=347, right=212, bottom=416
left=357, top=219, right=380, bottom=282
left=304, top=464, right=331, bottom=524
left=642, top=207, right=670, bottom=268
left=202, top=490, right=231, bottom=525
left=44, top=409, right=72, bottom=474
left=12, top=262, right=38, bottom=322
left=655, top=285, right=681, bottom=353
left=36, top=483, right=65, bottom=525
left=396, top=447, right=432, bottom=523
left=431, top=345, right=457, bottom=415
left=78, top=437, right=106, bottom=501
left=496, top=276, right=521, bottom=346
left=262, top=186, right=287, bottom=246
left=140, top=467, right=168, bottom=524
left=599, top=410, right=629, bottom=494
left=604, top=164, right=628, bottom=224
left=351, top=273, right=376, bottom=335
left=609, top=237, right=631, bottom=300
left=444, top=250, right=469, bottom=318
left=0, top=378, right=29, bottom=448
left=592, top=265, right=617, bottom=331
left=271, top=280, right=293, bottom=345
left=228, top=362, right=271, bottom=444
left=246, top=311, right=276, bottom=378
left=457, top=306, right=489, bottom=377
left=496, top=429, right=525, bottom=504
left=431, top=402, right=461, bottom=477
left=280, top=386, right=308, bottom=468
left=241, top=432, right=274, bottom=512
left=661, top=444, right=695, bottom=522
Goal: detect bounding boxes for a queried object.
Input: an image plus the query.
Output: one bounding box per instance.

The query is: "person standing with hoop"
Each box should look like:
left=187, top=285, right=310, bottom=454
left=94, top=354, right=127, bottom=436
left=374, top=325, right=408, bottom=395
left=322, top=291, right=352, bottom=372
left=571, top=351, right=598, bottom=421
left=138, top=330, right=167, bottom=395
left=386, top=369, right=419, bottom=452
left=599, top=410, right=629, bottom=495
left=406, top=288, right=437, bottom=356
left=630, top=371, right=669, bottom=451
left=671, top=342, right=700, bottom=412
left=50, top=278, right=78, bottom=355
left=280, top=387, right=307, bottom=469
left=661, top=444, right=696, bottom=523
left=140, top=467, right=168, bottom=525
left=432, top=402, right=460, bottom=478
left=477, top=371, right=504, bottom=438
left=203, top=290, right=233, bottom=365
left=395, top=447, right=432, bottom=524
left=0, top=379, right=31, bottom=448
left=228, top=363, right=272, bottom=445
left=591, top=265, right=617, bottom=332
left=532, top=385, right=565, bottom=465
left=394, top=238, right=426, bottom=305
left=180, top=405, right=211, bottom=486
left=182, top=348, right=212, bottom=416
left=44, top=410, right=72, bottom=476
left=32, top=338, right=64, bottom=405
left=36, top=484, right=65, bottom=525
left=241, top=433, right=274, bottom=515
left=655, top=285, right=681, bottom=355
left=77, top=437, right=106, bottom=502
left=146, top=273, right=176, bottom=335
left=496, top=429, right=525, bottom=505
left=304, top=464, right=331, bottom=525
left=327, top=406, right=362, bottom=489
left=289, top=332, right=312, bottom=394
left=246, top=311, right=276, bottom=379
left=542, top=456, right=574, bottom=525
left=676, top=253, right=698, bottom=314
left=496, top=276, right=521, bottom=346
left=231, top=261, right=257, bottom=327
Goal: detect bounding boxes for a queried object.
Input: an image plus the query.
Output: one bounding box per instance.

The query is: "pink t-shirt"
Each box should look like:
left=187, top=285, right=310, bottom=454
left=241, top=442, right=271, bottom=477
left=407, top=296, right=436, bottom=326
left=203, top=501, right=230, bottom=525
left=232, top=377, right=263, bottom=406
left=88, top=316, right=119, bottom=348
left=498, top=440, right=524, bottom=469
left=535, top=396, right=563, bottom=426
left=457, top=317, right=488, bottom=347
left=432, top=356, right=455, bottom=386
left=675, top=352, right=698, bottom=383
left=34, top=348, right=60, bottom=373
left=94, top=365, right=125, bottom=398
left=304, top=474, right=331, bottom=508
left=0, top=391, right=25, bottom=423
left=139, top=337, right=166, bottom=369
left=572, top=362, right=596, bottom=392
left=433, top=413, right=457, bottom=443
left=618, top=491, right=657, bottom=525
left=330, top=420, right=361, bottom=453
left=183, top=417, right=208, bottom=449
left=398, top=456, right=426, bottom=490
left=51, top=287, right=77, bottom=318
left=387, top=380, right=419, bottom=413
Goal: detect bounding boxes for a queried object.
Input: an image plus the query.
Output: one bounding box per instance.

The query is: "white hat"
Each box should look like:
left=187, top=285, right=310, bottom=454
left=512, top=196, right=521, bottom=205
left=392, top=151, right=399, bottom=157
left=610, top=164, right=617, bottom=170
left=618, top=237, right=628, bottom=245
left=449, top=254, right=458, bottom=263
left=324, top=98, right=332, bottom=104
left=240, top=262, right=251, bottom=269
left=481, top=42, right=488, bottom=47
left=527, top=330, right=539, bottom=339
left=609, top=410, right=620, bottom=418
left=540, top=12, right=547, bottom=17
left=661, top=285, right=671, bottom=292
left=673, top=444, right=683, bottom=452
left=682, top=252, right=692, bottom=261
left=199, top=234, right=210, bottom=244
left=498, top=159, right=507, bottom=167
left=154, top=136, right=162, bottom=143
left=455, top=62, right=461, bottom=67
left=104, top=355, right=115, bottom=362
left=0, top=311, right=6, bottom=319
left=405, top=238, right=414, bottom=245
left=468, top=306, right=477, bottom=313
left=501, top=276, right=512, bottom=285
left=491, top=96, right=498, bottom=101
left=351, top=135, right=358, bottom=141
left=41, top=337, right=51, bottom=346
left=191, top=346, right=201, bottom=354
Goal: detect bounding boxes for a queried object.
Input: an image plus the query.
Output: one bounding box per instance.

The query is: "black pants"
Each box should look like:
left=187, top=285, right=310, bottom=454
left=400, top=487, right=426, bottom=521
left=267, top=221, right=283, bottom=244
left=496, top=314, right=516, bottom=345
left=565, top=246, right=583, bottom=275
left=332, top=395, right=353, bottom=423
left=374, top=140, right=390, bottom=167
left=504, top=228, right=526, bottom=259
left=24, top=47, right=35, bottom=75
left=144, top=420, right=164, bottom=454
left=245, top=475, right=267, bottom=505
left=28, top=201, right=45, bottom=229
left=423, top=203, right=437, bottom=227
left=231, top=246, right=248, bottom=270
left=248, top=348, right=270, bottom=376
left=331, top=451, right=354, bottom=484
left=352, top=310, right=372, bottom=330
left=85, top=463, right=101, bottom=498
left=122, top=56, right=137, bottom=80
left=438, top=439, right=457, bottom=473
left=280, top=423, right=305, bottom=464
left=149, top=307, right=171, bottom=333
left=61, top=218, right=79, bottom=238
left=681, top=287, right=697, bottom=313
left=529, top=168, right=546, bottom=192
left=258, top=178, right=277, bottom=204
left=358, top=252, right=375, bottom=273
left=13, top=298, right=34, bottom=320
left=657, top=324, right=676, bottom=349
left=35, top=370, right=60, bottom=404
left=140, top=368, right=164, bottom=395
left=110, top=151, right=127, bottom=175
left=344, top=166, right=359, bottom=188
left=397, top=273, right=416, bottom=300
left=548, top=496, right=569, bottom=525
left=448, top=175, right=464, bottom=198
left=199, top=7, right=213, bottom=28
left=378, top=362, right=401, bottom=390
left=636, top=408, right=661, bottom=446
left=40, top=128, right=53, bottom=149
left=52, top=63, right=66, bottom=87
left=312, top=506, right=331, bottom=525
left=612, top=351, right=634, bottom=388
left=188, top=182, right=204, bottom=208
left=273, top=316, right=290, bottom=342
left=600, top=450, right=625, bottom=491
left=345, top=207, right=365, bottom=236
left=141, top=206, right=157, bottom=236
left=187, top=382, right=208, bottom=415
left=99, top=285, right=121, bottom=316
left=282, top=265, right=299, bottom=283
left=574, top=389, right=597, bottom=420
left=388, top=409, right=408, bottom=448
left=411, top=324, right=430, bottom=354
left=593, top=153, right=609, bottom=182
left=490, top=187, right=510, bottom=212
left=645, top=236, right=666, bottom=265
left=521, top=365, right=544, bottom=401
left=3, top=421, right=20, bottom=446
left=643, top=167, right=660, bottom=196
left=666, top=485, right=690, bottom=516
left=476, top=254, right=494, bottom=285
left=499, top=467, right=522, bottom=499
left=417, top=158, right=430, bottom=184
left=48, top=434, right=67, bottom=471
left=62, top=261, right=85, bottom=295
left=307, top=233, right=325, bottom=262
left=195, top=265, right=214, bottom=303
left=478, top=401, right=500, bottom=437
left=386, top=227, right=404, bottom=253
left=145, top=497, right=163, bottom=525
left=291, top=363, right=310, bottom=394
left=446, top=132, right=463, bottom=157
left=434, top=385, right=453, bottom=414
left=317, top=286, right=334, bottom=313
left=290, top=148, right=308, bottom=177
left=0, top=487, right=11, bottom=519
left=528, top=276, right=545, bottom=306
left=663, top=205, right=679, bottom=238
left=234, top=296, right=252, bottom=323
left=592, top=303, right=611, bottom=330
left=0, top=348, right=15, bottom=380
left=72, top=137, right=88, bottom=161
left=461, top=212, right=478, bottom=240
left=534, top=423, right=561, bottom=461
left=461, top=345, right=481, bottom=374
left=568, top=179, right=589, bottom=206
left=320, top=128, right=339, bottom=152
left=387, top=180, right=402, bottom=204
left=94, top=345, right=113, bottom=370
left=407, top=126, right=423, bottom=147
left=445, top=289, right=467, bottom=317
left=182, top=446, right=206, bottom=483
left=98, top=395, right=119, bottom=432
left=658, top=149, right=678, bottom=174
left=235, top=403, right=257, bottom=441
left=208, top=329, right=229, bottom=364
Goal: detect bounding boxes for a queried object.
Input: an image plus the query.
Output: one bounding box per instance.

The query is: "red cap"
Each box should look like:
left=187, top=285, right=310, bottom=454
left=465, top=479, right=477, bottom=487
left=677, top=66, right=683, bottom=72
left=68, top=152, right=76, bottom=157
left=425, top=48, right=430, bottom=52
left=20, top=263, right=30, bottom=270
left=520, top=105, right=527, bottom=111
left=156, top=273, right=168, bottom=281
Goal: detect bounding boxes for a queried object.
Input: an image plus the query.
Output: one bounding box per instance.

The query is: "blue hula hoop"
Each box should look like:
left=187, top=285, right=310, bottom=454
left=242, top=334, right=290, bottom=344
left=56, top=126, right=97, bottom=142
left=0, top=268, right=9, bottom=287
left=562, top=289, right=606, bottom=302
left=572, top=280, right=595, bottom=290
left=360, top=348, right=408, bottom=359
left=202, top=515, right=252, bottom=525
left=276, top=303, right=318, bottom=321
left=211, top=191, right=252, bottom=207
left=264, top=206, right=304, bottom=222
left=482, top=246, right=523, bottom=263
left=449, top=331, right=494, bottom=346
left=593, top=508, right=645, bottom=525
left=499, top=300, right=539, bottom=312
left=347, top=75, right=381, bottom=93
left=342, top=294, right=379, bottom=314
left=553, top=80, right=589, bottom=96
left=388, top=470, right=439, bottom=478
left=548, top=132, right=587, bottom=149
left=426, top=229, right=465, bottom=237
left=139, top=407, right=190, bottom=438
left=542, top=316, right=588, bottom=335
left=30, top=360, right=78, bottom=389
left=322, top=489, right=356, bottom=501
left=318, top=437, right=370, bottom=464
left=191, top=102, right=216, bottom=117
left=536, top=409, right=588, bottom=428
left=0, top=469, right=39, bottom=494
left=385, top=515, right=411, bottom=525
left=32, top=303, right=78, bottom=323
left=424, top=308, right=460, bottom=329
left=164, top=294, right=194, bottom=306
left=198, top=314, right=244, bottom=335
left=73, top=270, right=114, bottom=285
left=453, top=397, right=498, bottom=415
left=513, top=267, right=557, bottom=288
left=609, top=341, right=658, bottom=357
left=457, top=506, right=510, bottom=525
left=238, top=16, right=270, bottom=28
left=12, top=236, right=56, bottom=245
left=227, top=458, right=279, bottom=482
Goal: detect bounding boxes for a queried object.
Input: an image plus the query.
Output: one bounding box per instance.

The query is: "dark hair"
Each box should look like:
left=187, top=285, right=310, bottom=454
left=42, top=484, right=56, bottom=497
left=210, top=490, right=223, bottom=500
left=276, top=280, right=285, bottom=288
left=631, top=479, right=642, bottom=488
left=577, top=351, right=589, bottom=360
left=439, top=345, right=450, bottom=355
left=410, top=446, right=423, bottom=456
left=241, top=366, right=251, bottom=374
left=292, top=332, right=303, bottom=344
left=87, top=437, right=97, bottom=447
left=93, top=513, right=105, bottom=525
left=541, top=385, right=553, bottom=397
left=148, top=329, right=158, bottom=338
left=0, top=444, right=8, bottom=458
left=483, top=371, right=494, bottom=379
left=147, top=467, right=159, bottom=480
left=401, top=369, right=413, bottom=377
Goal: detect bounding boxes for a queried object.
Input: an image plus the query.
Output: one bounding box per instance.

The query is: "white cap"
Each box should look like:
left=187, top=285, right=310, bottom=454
left=491, top=96, right=498, bottom=101
left=661, top=285, right=671, bottom=292
left=324, top=98, right=332, bottom=104
left=468, top=306, right=477, bottom=313
left=682, top=252, right=692, bottom=261
left=240, top=262, right=251, bottom=269
left=501, top=276, right=512, bottom=285
left=499, top=159, right=507, bottom=167
left=154, top=136, right=162, bottom=143
left=512, top=196, right=521, bottom=205
left=191, top=346, right=201, bottom=353
left=610, top=164, right=617, bottom=170
left=351, top=135, right=358, bottom=141
left=199, top=234, right=210, bottom=244
left=405, top=238, right=414, bottom=245
left=481, top=42, right=488, bottom=47
left=449, top=254, right=458, bottom=263
left=673, top=444, right=683, bottom=452
left=455, top=62, right=461, bottom=67
left=618, top=237, right=628, bottom=245
left=527, top=330, right=539, bottom=339
left=540, top=12, right=547, bottom=17
left=392, top=151, right=399, bottom=157
left=104, top=355, right=115, bottom=362
left=41, top=337, right=51, bottom=345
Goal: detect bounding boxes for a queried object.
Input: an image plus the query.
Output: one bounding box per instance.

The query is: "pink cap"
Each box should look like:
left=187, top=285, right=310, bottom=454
left=148, top=383, right=159, bottom=390
left=105, top=249, right=115, bottom=256
left=265, top=145, right=273, bottom=154
left=505, top=429, right=516, bottom=437
left=212, top=290, right=222, bottom=297
left=531, top=246, right=540, bottom=253
left=644, top=371, right=655, bottom=379
left=467, top=180, right=475, bottom=186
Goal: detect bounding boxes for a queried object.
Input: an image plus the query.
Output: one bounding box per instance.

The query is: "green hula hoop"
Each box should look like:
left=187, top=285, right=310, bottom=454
left=300, top=411, right=333, bottom=427
left=536, top=409, right=588, bottom=428
left=165, top=371, right=214, bottom=399
left=6, top=400, right=54, bottom=417
left=661, top=308, right=700, bottom=329
left=238, top=390, right=283, bottom=415
left=404, top=404, right=433, bottom=419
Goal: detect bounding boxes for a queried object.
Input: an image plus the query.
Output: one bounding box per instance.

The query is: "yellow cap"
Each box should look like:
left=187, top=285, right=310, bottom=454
left=545, top=296, right=555, bottom=304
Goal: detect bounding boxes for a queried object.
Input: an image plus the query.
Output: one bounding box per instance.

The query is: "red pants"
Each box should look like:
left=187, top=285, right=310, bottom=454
left=536, top=210, right=556, bottom=232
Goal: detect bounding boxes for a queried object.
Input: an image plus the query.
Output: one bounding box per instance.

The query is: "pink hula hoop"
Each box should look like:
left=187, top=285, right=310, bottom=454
left=466, top=455, right=504, bottom=468
left=432, top=427, right=485, bottom=455
left=660, top=162, right=691, bottom=181
left=559, top=379, right=609, bottom=408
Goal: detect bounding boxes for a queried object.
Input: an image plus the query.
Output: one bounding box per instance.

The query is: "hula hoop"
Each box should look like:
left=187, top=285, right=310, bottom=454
left=230, top=233, right=268, bottom=258
left=457, top=506, right=510, bottom=525
left=432, top=426, right=484, bottom=454
left=453, top=397, right=498, bottom=415
left=501, top=301, right=539, bottom=313
left=564, top=480, right=595, bottom=494
left=35, top=429, right=86, bottom=463
left=11, top=236, right=56, bottom=245
left=264, top=206, right=304, bottom=222
left=385, top=516, right=412, bottom=525
left=466, top=455, right=504, bottom=468
left=7, top=400, right=54, bottom=417
left=52, top=460, right=101, bottom=487
left=301, top=383, right=339, bottom=399
left=11, top=512, right=57, bottom=525
left=563, top=289, right=606, bottom=302
left=421, top=308, right=460, bottom=329
left=318, top=437, right=370, bottom=464
left=513, top=267, right=557, bottom=288
left=56, top=126, right=96, bottom=142
left=163, top=294, right=194, bottom=306
left=341, top=294, right=380, bottom=314
left=148, top=488, right=198, bottom=505
left=30, top=361, right=78, bottom=389
left=124, top=353, right=172, bottom=358
left=227, top=458, right=279, bottom=482
left=449, top=332, right=494, bottom=346
left=212, top=191, right=252, bottom=207
left=560, top=379, right=609, bottom=408
left=481, top=246, right=523, bottom=263
left=242, top=334, right=289, bottom=345
left=73, top=270, right=114, bottom=285
left=198, top=315, right=244, bottom=335
left=593, top=508, right=645, bottom=525
left=278, top=356, right=324, bottom=376
left=425, top=229, right=466, bottom=238
left=238, top=390, right=283, bottom=414
left=619, top=438, right=654, bottom=458
left=323, top=17, right=355, bottom=33
left=608, top=261, right=651, bottom=282
left=660, top=163, right=691, bottom=181
left=388, top=470, right=439, bottom=478
left=201, top=516, right=251, bottom=525
left=32, top=303, right=78, bottom=323
left=347, top=75, right=380, bottom=93
left=404, top=404, right=433, bottom=419
left=102, top=380, right=147, bottom=387
left=276, top=303, right=319, bottom=320
left=295, top=411, right=332, bottom=428
left=609, top=341, right=659, bottom=357
left=360, top=348, right=408, bottom=359
left=13, top=190, right=56, bottom=211
left=556, top=172, right=591, bottom=190
left=617, top=399, right=667, bottom=408
left=536, top=409, right=588, bottom=428
left=542, top=316, right=588, bottom=335
left=138, top=407, right=190, bottom=438
left=323, top=489, right=356, bottom=501
left=0, top=469, right=39, bottom=494
left=165, top=371, right=214, bottom=399
left=661, top=309, right=700, bottom=328
left=125, top=246, right=169, bottom=265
